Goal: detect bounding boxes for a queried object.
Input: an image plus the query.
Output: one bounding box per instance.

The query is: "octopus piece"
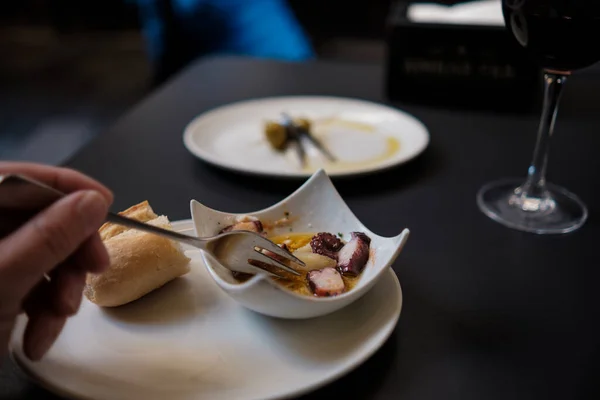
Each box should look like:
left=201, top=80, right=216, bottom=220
left=310, top=232, right=344, bottom=260
left=219, top=220, right=263, bottom=234
left=337, top=232, right=371, bottom=276
left=307, top=267, right=345, bottom=297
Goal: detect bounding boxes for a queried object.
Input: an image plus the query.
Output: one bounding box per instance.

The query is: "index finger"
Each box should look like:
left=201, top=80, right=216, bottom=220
left=0, top=162, right=113, bottom=204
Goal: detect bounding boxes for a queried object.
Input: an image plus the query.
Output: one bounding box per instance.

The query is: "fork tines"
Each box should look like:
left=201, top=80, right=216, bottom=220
left=251, top=248, right=300, bottom=277
left=247, top=235, right=304, bottom=277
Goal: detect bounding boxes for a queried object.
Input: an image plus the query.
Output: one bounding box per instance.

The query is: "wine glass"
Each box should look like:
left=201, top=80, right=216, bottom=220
left=477, top=0, right=600, bottom=234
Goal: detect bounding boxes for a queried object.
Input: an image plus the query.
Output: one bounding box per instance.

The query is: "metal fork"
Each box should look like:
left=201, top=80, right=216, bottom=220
left=0, top=174, right=303, bottom=278
left=281, top=112, right=337, bottom=163
left=280, top=113, right=308, bottom=168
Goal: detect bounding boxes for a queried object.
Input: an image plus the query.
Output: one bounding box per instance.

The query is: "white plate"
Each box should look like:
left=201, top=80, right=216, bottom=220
left=10, top=220, right=403, bottom=400
left=183, top=96, right=430, bottom=178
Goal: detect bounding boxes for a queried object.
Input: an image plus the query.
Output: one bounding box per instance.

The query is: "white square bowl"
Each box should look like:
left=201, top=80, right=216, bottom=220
left=190, top=169, right=409, bottom=319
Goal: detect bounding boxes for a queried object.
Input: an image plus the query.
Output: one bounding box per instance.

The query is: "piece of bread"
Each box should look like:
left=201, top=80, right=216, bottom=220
left=85, top=202, right=191, bottom=307
left=98, top=200, right=159, bottom=241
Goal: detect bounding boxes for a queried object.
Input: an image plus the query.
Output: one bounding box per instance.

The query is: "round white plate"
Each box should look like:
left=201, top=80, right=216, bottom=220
left=183, top=96, right=430, bottom=178
left=10, top=220, right=403, bottom=400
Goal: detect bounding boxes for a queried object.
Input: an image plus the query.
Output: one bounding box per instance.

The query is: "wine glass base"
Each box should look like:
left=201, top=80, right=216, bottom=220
left=477, top=179, right=588, bottom=234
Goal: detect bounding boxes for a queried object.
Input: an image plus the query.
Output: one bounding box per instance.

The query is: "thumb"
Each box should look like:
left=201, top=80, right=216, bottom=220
left=0, top=190, right=108, bottom=295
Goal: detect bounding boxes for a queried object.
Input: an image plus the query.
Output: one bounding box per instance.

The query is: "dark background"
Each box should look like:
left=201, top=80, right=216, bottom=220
left=0, top=0, right=396, bottom=164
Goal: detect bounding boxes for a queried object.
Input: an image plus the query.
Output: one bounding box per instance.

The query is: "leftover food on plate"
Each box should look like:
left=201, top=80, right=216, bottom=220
left=264, top=117, right=312, bottom=151
left=263, top=114, right=402, bottom=173
left=223, top=216, right=373, bottom=298
left=84, top=201, right=191, bottom=307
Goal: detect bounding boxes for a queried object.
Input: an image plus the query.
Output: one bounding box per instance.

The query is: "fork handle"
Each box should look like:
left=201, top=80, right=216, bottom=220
left=0, top=173, right=204, bottom=250
left=106, top=213, right=204, bottom=249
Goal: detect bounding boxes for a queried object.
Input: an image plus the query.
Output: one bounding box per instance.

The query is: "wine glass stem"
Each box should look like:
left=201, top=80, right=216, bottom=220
left=520, top=71, right=568, bottom=200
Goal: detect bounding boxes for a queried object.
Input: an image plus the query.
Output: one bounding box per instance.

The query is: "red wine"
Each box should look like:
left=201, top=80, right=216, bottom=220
left=502, top=0, right=600, bottom=72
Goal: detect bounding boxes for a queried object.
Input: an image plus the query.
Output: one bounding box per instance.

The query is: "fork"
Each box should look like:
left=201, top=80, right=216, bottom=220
left=0, top=174, right=303, bottom=278
left=280, top=113, right=308, bottom=168
left=281, top=112, right=337, bottom=163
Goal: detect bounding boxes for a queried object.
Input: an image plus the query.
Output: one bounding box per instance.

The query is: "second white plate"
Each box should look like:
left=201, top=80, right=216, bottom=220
left=183, top=96, right=430, bottom=178
left=10, top=220, right=403, bottom=400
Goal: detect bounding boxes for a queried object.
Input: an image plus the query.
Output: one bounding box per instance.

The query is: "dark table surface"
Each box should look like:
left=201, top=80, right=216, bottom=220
left=3, top=56, right=600, bottom=400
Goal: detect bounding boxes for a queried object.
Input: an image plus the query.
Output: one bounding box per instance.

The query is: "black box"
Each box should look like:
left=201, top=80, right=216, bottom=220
left=385, top=1, right=541, bottom=112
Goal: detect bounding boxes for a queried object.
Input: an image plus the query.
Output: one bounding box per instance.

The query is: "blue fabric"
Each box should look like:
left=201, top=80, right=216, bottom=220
left=132, top=0, right=314, bottom=67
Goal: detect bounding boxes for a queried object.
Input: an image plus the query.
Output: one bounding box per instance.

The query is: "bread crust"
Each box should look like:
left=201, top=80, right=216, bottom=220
left=99, top=200, right=158, bottom=241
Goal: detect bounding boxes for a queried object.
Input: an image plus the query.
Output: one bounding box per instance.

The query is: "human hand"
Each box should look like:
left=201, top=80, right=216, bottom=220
left=0, top=162, right=113, bottom=361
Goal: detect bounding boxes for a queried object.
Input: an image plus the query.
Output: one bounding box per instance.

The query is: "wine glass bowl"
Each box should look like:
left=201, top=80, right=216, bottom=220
left=477, top=0, right=600, bottom=234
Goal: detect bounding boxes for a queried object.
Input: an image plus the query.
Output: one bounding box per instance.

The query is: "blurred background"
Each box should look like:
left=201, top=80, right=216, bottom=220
left=0, top=0, right=393, bottom=165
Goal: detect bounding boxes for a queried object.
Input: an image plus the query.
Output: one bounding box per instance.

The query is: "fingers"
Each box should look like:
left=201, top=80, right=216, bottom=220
left=20, top=263, right=85, bottom=361
left=0, top=213, right=110, bottom=274
left=0, top=190, right=108, bottom=296
left=0, top=210, right=36, bottom=238
left=21, top=278, right=64, bottom=361
left=0, top=314, right=17, bottom=362
left=24, top=259, right=88, bottom=317
left=49, top=267, right=87, bottom=316
left=0, top=162, right=113, bottom=204
left=0, top=163, right=113, bottom=362
left=22, top=308, right=67, bottom=362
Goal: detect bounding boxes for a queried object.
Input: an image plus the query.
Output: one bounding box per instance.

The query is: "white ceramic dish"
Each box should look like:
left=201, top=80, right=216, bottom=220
left=10, top=220, right=403, bottom=400
left=191, top=169, right=410, bottom=319
left=183, top=96, right=430, bottom=178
